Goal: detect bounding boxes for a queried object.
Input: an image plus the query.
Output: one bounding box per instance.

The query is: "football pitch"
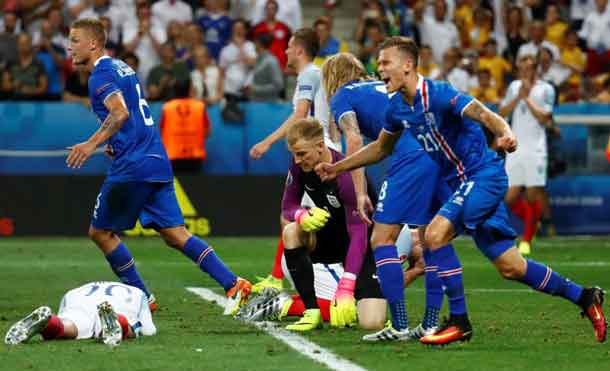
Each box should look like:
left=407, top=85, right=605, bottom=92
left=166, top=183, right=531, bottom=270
left=1, top=237, right=610, bottom=371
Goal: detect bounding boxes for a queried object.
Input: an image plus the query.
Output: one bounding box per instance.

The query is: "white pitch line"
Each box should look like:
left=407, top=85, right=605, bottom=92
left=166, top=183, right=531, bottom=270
left=186, top=287, right=367, bottom=371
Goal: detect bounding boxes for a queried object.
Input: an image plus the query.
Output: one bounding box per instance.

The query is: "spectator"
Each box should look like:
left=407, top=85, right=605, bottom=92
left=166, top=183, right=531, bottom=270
left=503, top=5, right=528, bottom=64
left=218, top=19, right=256, bottom=101
left=570, top=0, right=595, bottom=30
left=190, top=45, right=223, bottom=105
left=9, top=33, right=47, bottom=101
left=147, top=42, right=190, bottom=101
left=469, top=68, right=499, bottom=104
left=592, top=76, right=610, bottom=103
left=454, top=0, right=475, bottom=39
left=544, top=3, right=568, bottom=49
left=123, top=0, right=166, bottom=85
left=478, top=38, right=512, bottom=93
left=197, top=0, right=233, bottom=61
left=22, top=1, right=59, bottom=35
left=578, top=0, right=610, bottom=76
left=166, top=20, right=189, bottom=61
left=537, top=47, right=570, bottom=92
left=32, top=8, right=68, bottom=52
left=313, top=16, right=348, bottom=67
left=0, top=67, right=12, bottom=100
left=386, top=0, right=418, bottom=40
left=35, top=20, right=65, bottom=100
left=160, top=79, right=211, bottom=174
left=436, top=47, right=470, bottom=93
left=357, top=20, right=385, bottom=74
left=62, top=67, right=89, bottom=106
left=243, top=32, right=283, bottom=101
left=0, top=11, right=19, bottom=67
left=417, top=44, right=440, bottom=78
left=414, top=0, right=459, bottom=64
left=0, top=9, right=21, bottom=34
left=249, top=0, right=302, bottom=32
left=355, top=0, right=391, bottom=45
left=467, top=6, right=495, bottom=53
left=183, top=23, right=206, bottom=66
left=99, top=16, right=121, bottom=57
left=65, top=0, right=124, bottom=44
left=517, top=20, right=560, bottom=62
left=151, top=0, right=193, bottom=32
left=252, top=0, right=291, bottom=70
left=561, top=28, right=586, bottom=101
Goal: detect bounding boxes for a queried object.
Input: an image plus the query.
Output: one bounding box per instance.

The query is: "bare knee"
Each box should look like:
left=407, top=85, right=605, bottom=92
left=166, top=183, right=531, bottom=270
left=370, top=225, right=400, bottom=248
left=282, top=222, right=302, bottom=249
left=160, top=226, right=192, bottom=249
left=424, top=228, right=445, bottom=249
left=88, top=226, right=113, bottom=245
left=494, top=250, right=527, bottom=280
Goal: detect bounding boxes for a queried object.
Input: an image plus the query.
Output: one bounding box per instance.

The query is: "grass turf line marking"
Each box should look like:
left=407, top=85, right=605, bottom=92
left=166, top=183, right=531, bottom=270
left=186, top=287, right=367, bottom=371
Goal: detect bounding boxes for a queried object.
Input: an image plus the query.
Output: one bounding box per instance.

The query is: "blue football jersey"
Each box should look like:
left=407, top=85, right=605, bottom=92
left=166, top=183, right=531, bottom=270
left=384, top=76, right=499, bottom=185
left=330, top=79, right=424, bottom=155
left=88, top=56, right=172, bottom=183
left=197, top=14, right=232, bottom=61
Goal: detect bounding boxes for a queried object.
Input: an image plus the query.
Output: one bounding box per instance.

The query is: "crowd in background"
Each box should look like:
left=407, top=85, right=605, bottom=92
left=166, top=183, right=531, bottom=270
left=0, top=0, right=610, bottom=105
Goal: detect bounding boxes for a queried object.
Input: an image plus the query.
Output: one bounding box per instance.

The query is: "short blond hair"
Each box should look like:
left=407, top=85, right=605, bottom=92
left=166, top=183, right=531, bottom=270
left=286, top=118, right=324, bottom=147
left=321, top=53, right=368, bottom=101
left=71, top=18, right=107, bottom=47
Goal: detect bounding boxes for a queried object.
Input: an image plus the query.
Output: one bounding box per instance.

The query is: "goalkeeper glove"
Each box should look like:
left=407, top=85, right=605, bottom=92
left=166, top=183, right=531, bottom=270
left=294, top=207, right=330, bottom=232
left=330, top=274, right=357, bottom=328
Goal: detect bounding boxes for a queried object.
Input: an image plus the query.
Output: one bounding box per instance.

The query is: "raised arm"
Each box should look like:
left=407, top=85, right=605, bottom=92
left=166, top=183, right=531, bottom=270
left=66, top=92, right=129, bottom=168
left=316, top=130, right=399, bottom=181
left=463, top=99, right=517, bottom=153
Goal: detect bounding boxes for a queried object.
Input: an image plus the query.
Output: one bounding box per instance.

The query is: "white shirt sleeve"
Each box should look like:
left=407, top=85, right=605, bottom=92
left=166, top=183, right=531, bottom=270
left=500, top=81, right=518, bottom=108
left=540, top=83, right=555, bottom=113
left=295, top=68, right=319, bottom=102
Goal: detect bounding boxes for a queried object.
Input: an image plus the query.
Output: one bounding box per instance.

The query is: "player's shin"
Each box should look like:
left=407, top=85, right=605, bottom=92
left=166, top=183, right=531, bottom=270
left=284, top=246, right=318, bottom=309
left=429, top=245, right=468, bottom=317
left=182, top=236, right=237, bottom=291
left=422, top=249, right=442, bottom=330
left=519, top=259, right=583, bottom=303
left=105, top=242, right=151, bottom=298
left=373, top=245, right=408, bottom=330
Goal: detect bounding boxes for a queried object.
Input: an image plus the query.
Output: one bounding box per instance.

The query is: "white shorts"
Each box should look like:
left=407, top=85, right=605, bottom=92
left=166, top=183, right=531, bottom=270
left=506, top=150, right=547, bottom=187
left=57, top=282, right=156, bottom=339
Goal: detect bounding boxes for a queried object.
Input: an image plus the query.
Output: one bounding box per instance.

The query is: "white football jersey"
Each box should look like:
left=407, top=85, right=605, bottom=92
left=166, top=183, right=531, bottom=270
left=293, top=63, right=341, bottom=151
left=501, top=79, right=555, bottom=154
left=58, top=281, right=156, bottom=338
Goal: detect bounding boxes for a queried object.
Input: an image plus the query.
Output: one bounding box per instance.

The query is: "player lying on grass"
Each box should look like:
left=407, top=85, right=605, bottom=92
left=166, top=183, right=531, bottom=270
left=5, top=281, right=155, bottom=347
left=65, top=18, right=251, bottom=316
left=237, top=225, right=424, bottom=330
left=316, top=36, right=607, bottom=345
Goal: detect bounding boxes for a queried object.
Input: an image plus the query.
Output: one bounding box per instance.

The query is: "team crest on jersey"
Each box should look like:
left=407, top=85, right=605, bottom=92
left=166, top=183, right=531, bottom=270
left=327, top=194, right=341, bottom=208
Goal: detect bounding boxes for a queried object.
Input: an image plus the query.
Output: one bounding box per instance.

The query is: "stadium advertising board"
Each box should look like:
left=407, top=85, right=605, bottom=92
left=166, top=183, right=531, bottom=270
left=1, top=176, right=284, bottom=237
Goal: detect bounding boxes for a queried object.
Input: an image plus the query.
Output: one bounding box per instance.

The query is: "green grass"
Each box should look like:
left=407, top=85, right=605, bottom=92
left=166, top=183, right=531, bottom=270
left=1, top=237, right=610, bottom=371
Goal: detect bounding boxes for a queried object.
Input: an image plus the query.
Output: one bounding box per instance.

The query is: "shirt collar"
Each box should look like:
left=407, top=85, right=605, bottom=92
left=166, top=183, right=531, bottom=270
left=416, top=74, right=424, bottom=92
left=93, top=55, right=110, bottom=67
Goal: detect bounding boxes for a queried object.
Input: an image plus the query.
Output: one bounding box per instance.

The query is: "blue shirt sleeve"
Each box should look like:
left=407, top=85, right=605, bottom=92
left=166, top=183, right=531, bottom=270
left=330, top=87, right=354, bottom=127
left=438, top=81, right=474, bottom=117
left=89, top=70, right=121, bottom=105
left=382, top=94, right=404, bottom=134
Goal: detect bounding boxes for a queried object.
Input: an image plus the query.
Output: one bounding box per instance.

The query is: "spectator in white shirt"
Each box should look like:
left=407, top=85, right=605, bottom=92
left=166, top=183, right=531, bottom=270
left=570, top=0, right=596, bottom=30
left=65, top=0, right=125, bottom=44
left=152, top=0, right=194, bottom=31
left=191, top=45, right=223, bottom=105
left=436, top=47, right=470, bottom=93
left=414, top=0, right=459, bottom=64
left=122, top=1, right=166, bottom=85
left=219, top=19, right=257, bottom=100
left=578, top=0, right=610, bottom=76
left=517, top=20, right=559, bottom=61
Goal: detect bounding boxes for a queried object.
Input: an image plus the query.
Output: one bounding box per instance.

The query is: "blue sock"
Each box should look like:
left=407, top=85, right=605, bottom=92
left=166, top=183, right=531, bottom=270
left=374, top=245, right=408, bottom=330
left=182, top=236, right=237, bottom=292
left=422, top=249, right=443, bottom=329
left=105, top=242, right=150, bottom=297
left=520, top=259, right=583, bottom=303
left=429, top=244, right=467, bottom=316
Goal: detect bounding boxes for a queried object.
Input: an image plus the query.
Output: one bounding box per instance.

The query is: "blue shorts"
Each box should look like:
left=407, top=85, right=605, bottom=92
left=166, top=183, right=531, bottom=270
left=373, top=152, right=450, bottom=226
left=91, top=180, right=184, bottom=232
left=438, top=161, right=517, bottom=261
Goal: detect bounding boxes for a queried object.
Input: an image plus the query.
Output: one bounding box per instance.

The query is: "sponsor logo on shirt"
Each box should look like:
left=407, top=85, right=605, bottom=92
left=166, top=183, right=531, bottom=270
left=298, top=85, right=313, bottom=91
left=450, top=94, right=461, bottom=106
